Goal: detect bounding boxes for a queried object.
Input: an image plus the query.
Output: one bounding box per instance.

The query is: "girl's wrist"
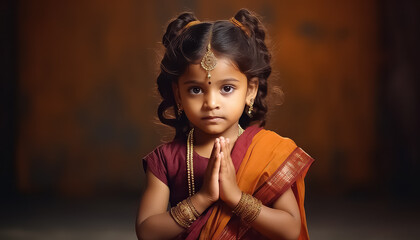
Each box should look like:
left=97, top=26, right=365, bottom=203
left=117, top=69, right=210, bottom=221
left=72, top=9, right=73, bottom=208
left=191, top=191, right=215, bottom=214
left=224, top=188, right=242, bottom=209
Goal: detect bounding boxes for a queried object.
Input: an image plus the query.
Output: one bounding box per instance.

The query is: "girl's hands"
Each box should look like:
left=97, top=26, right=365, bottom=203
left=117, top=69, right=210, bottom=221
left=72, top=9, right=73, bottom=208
left=196, top=137, right=241, bottom=210
left=218, top=137, right=242, bottom=209
left=197, top=138, right=221, bottom=205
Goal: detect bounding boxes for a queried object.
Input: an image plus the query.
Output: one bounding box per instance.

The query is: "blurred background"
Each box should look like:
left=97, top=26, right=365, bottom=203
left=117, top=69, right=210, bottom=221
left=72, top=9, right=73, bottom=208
left=1, top=0, right=419, bottom=239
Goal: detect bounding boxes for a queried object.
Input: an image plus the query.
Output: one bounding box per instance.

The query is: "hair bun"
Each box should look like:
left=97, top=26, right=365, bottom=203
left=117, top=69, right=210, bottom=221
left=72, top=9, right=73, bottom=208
left=234, top=9, right=265, bottom=40
left=162, top=12, right=198, bottom=48
left=234, top=8, right=270, bottom=70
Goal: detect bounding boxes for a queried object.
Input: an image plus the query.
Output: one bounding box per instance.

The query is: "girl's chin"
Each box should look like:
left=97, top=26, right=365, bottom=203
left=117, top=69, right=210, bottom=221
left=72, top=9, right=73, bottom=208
left=194, top=124, right=239, bottom=137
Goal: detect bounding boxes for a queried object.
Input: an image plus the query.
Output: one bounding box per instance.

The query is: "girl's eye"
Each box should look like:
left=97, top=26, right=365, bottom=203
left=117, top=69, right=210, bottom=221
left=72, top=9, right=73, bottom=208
left=221, top=85, right=234, bottom=94
left=189, top=87, right=202, bottom=95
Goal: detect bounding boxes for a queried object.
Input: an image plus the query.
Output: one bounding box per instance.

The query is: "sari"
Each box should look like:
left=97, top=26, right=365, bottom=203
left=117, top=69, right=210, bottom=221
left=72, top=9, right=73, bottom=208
left=143, top=125, right=314, bottom=239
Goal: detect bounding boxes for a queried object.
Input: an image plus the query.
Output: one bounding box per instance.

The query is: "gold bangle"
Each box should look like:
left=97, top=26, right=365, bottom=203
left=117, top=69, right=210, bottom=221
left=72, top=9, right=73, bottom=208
left=232, top=192, right=246, bottom=214
left=232, top=192, right=262, bottom=224
left=170, top=206, right=189, bottom=228
left=186, top=197, right=200, bottom=218
left=169, top=197, right=200, bottom=228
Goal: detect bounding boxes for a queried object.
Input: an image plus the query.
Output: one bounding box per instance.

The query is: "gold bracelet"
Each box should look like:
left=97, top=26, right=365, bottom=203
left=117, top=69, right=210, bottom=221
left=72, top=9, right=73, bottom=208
left=186, top=197, right=200, bottom=218
left=170, top=206, right=189, bottom=228
left=169, top=197, right=201, bottom=228
left=232, top=192, right=246, bottom=214
left=232, top=192, right=262, bottom=224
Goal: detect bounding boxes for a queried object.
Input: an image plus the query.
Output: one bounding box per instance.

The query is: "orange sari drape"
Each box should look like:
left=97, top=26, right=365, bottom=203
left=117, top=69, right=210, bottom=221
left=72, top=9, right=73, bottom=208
left=199, top=129, right=314, bottom=240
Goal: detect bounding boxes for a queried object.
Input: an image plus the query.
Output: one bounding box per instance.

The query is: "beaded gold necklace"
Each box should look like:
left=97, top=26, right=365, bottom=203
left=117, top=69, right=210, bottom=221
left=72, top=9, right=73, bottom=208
left=186, top=125, right=245, bottom=196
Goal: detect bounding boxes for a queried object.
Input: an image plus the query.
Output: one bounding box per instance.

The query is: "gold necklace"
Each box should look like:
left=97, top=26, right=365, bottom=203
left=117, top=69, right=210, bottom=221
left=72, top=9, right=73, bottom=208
left=186, top=125, right=245, bottom=196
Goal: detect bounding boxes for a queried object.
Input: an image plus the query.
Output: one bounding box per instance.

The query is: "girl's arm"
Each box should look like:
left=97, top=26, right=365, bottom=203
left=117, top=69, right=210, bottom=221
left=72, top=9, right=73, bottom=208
left=135, top=170, right=182, bottom=240
left=219, top=137, right=301, bottom=240
left=136, top=170, right=215, bottom=240
left=224, top=187, right=301, bottom=240
left=136, top=139, right=222, bottom=240
left=251, top=188, right=301, bottom=240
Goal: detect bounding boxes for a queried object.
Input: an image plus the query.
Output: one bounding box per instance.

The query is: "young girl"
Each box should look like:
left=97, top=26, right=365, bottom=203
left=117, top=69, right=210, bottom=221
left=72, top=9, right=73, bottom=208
left=136, top=9, right=314, bottom=240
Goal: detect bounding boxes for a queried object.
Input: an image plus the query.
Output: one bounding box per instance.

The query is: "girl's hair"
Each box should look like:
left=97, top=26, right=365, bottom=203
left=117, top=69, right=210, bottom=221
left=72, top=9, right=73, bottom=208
left=157, top=8, right=272, bottom=139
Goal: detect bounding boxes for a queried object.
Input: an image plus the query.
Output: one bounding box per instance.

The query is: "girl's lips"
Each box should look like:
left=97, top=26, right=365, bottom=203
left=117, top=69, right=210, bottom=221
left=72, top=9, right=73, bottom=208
left=202, top=116, right=223, bottom=119
left=202, top=116, right=224, bottom=122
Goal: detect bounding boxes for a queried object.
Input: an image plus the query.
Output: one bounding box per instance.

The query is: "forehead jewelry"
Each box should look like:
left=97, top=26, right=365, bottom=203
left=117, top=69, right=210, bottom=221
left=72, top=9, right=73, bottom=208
left=201, top=43, right=217, bottom=79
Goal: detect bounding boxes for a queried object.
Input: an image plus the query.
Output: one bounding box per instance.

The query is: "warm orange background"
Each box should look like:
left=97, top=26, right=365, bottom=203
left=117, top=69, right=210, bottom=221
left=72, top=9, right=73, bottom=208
left=12, top=0, right=418, bottom=199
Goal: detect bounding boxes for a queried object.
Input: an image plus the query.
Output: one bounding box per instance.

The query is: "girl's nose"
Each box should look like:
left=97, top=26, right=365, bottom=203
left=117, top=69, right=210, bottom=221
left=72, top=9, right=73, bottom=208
left=203, top=91, right=219, bottom=110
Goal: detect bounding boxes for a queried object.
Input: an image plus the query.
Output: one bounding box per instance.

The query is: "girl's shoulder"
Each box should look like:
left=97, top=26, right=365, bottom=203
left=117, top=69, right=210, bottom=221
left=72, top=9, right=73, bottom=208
left=254, top=129, right=313, bottom=164
left=256, top=128, right=298, bottom=151
left=142, top=139, right=186, bottom=183
left=144, top=138, right=185, bottom=162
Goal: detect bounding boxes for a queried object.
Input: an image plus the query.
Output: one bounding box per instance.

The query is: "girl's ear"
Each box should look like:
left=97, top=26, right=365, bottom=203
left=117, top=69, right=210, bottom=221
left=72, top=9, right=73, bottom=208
left=246, top=77, right=259, bottom=104
left=172, top=81, right=181, bottom=105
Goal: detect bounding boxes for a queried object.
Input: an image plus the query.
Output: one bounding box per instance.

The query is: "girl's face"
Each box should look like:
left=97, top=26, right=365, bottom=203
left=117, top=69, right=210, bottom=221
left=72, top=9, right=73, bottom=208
left=174, top=58, right=258, bottom=137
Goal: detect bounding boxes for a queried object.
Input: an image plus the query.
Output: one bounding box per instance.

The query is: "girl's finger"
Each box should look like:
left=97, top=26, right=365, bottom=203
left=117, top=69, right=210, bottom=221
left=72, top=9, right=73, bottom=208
left=209, top=138, right=220, bottom=162
left=220, top=151, right=226, bottom=171
left=213, top=152, right=221, bottom=175
left=220, top=137, right=226, bottom=154
left=211, top=141, right=220, bottom=168
left=221, top=138, right=232, bottom=165
left=226, top=138, right=231, bottom=152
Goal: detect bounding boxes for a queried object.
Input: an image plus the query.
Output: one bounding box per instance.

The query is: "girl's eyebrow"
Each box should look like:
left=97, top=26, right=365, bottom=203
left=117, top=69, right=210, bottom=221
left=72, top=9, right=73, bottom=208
left=220, top=78, right=240, bottom=83
left=183, top=80, right=201, bottom=85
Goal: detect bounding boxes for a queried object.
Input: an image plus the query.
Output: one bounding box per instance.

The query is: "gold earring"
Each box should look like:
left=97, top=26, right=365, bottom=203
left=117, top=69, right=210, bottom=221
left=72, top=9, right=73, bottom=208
left=247, top=98, right=254, bottom=118
left=177, top=103, right=183, bottom=116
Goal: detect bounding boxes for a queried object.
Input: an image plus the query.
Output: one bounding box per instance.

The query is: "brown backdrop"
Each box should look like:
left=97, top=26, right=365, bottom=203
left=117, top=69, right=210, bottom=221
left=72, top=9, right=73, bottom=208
left=13, top=0, right=412, bottom=197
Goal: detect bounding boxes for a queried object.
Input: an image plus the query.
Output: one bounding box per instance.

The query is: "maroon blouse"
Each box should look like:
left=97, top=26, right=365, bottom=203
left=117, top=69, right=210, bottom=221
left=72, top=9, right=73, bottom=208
left=143, top=125, right=262, bottom=206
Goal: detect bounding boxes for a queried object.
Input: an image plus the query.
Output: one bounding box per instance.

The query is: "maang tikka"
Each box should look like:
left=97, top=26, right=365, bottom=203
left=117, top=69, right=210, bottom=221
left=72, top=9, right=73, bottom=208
left=201, top=43, right=217, bottom=79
